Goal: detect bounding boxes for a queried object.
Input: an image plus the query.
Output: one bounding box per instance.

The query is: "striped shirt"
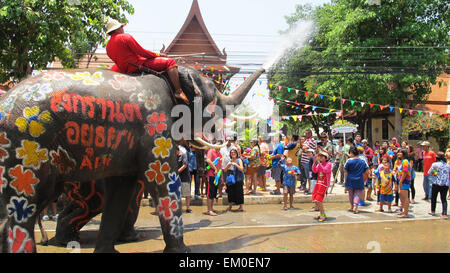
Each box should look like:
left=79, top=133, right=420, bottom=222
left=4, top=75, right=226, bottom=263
left=301, top=137, right=317, bottom=164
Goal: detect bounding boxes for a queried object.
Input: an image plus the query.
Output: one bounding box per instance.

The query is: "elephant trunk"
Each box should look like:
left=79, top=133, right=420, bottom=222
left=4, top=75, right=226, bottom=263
left=216, top=67, right=265, bottom=109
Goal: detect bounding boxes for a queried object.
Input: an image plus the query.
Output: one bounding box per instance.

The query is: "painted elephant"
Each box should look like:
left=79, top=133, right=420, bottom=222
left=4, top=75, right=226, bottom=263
left=0, top=65, right=264, bottom=252
left=51, top=178, right=145, bottom=246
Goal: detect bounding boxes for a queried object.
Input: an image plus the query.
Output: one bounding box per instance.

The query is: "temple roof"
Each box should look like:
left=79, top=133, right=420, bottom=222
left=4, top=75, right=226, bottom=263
left=162, top=0, right=232, bottom=67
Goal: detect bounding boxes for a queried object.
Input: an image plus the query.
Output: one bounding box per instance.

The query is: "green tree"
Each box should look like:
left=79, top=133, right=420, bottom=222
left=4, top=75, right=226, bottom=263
left=402, top=114, right=449, bottom=151
left=0, top=0, right=134, bottom=83
left=268, top=0, right=449, bottom=140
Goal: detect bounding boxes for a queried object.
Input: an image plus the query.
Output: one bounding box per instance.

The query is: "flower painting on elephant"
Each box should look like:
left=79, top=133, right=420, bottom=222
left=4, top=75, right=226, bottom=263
left=0, top=64, right=265, bottom=253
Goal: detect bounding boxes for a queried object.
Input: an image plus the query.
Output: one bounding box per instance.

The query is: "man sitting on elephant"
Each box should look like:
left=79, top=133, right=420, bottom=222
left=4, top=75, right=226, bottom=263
left=105, top=18, right=190, bottom=105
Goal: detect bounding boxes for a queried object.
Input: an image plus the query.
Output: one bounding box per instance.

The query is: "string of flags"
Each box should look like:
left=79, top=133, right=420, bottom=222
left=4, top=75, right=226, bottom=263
left=266, top=83, right=443, bottom=118
left=202, top=74, right=448, bottom=120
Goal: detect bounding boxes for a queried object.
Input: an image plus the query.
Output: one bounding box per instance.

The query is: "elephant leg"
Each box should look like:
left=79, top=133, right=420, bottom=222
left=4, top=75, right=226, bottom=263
left=118, top=179, right=145, bottom=242
left=151, top=172, right=189, bottom=253
left=55, top=181, right=104, bottom=246
left=94, top=176, right=137, bottom=253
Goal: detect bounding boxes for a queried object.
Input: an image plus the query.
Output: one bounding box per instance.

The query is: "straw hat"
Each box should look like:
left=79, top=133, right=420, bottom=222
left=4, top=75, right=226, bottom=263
left=421, top=141, right=431, bottom=146
left=106, top=18, right=125, bottom=34
left=318, top=151, right=329, bottom=158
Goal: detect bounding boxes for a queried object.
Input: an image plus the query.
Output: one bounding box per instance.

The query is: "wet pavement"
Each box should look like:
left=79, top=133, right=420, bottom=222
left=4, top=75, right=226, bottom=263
left=35, top=172, right=450, bottom=253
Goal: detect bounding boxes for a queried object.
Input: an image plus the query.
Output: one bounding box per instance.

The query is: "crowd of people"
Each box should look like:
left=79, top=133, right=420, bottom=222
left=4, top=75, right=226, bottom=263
left=177, top=131, right=450, bottom=221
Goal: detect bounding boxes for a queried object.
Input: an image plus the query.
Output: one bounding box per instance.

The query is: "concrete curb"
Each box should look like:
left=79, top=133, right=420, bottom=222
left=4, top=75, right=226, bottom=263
left=142, top=192, right=349, bottom=207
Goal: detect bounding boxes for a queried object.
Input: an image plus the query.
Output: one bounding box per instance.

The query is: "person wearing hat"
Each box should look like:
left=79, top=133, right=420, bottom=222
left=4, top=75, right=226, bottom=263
left=421, top=140, right=436, bottom=200
left=105, top=18, right=190, bottom=105
left=311, top=150, right=332, bottom=222
left=391, top=137, right=401, bottom=148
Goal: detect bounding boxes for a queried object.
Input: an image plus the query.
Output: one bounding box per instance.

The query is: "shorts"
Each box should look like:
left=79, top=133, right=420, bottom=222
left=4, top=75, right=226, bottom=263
left=365, top=180, right=373, bottom=188
left=271, top=166, right=282, bottom=181
left=312, top=183, right=327, bottom=203
left=380, top=194, right=394, bottom=203
left=207, top=176, right=218, bottom=200
left=401, top=184, right=410, bottom=190
left=283, top=185, right=296, bottom=194
left=246, top=166, right=259, bottom=175
left=141, top=57, right=178, bottom=72
left=181, top=181, right=191, bottom=198
left=257, top=165, right=266, bottom=176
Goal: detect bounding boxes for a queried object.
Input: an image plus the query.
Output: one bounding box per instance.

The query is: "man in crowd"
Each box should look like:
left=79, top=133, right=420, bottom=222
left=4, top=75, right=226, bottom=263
left=362, top=139, right=374, bottom=163
left=421, top=141, right=436, bottom=201
left=300, top=129, right=317, bottom=194
left=354, top=133, right=363, bottom=148
left=270, top=134, right=285, bottom=195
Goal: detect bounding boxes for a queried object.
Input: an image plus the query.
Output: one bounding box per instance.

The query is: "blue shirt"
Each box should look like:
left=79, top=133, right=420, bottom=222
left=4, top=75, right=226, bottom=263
left=344, top=157, right=368, bottom=190
left=271, top=142, right=284, bottom=167
left=281, top=164, right=300, bottom=187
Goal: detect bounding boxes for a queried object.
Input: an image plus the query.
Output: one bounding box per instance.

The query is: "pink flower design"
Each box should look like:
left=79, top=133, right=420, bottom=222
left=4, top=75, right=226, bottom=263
left=145, top=112, right=167, bottom=136
left=158, top=197, right=178, bottom=220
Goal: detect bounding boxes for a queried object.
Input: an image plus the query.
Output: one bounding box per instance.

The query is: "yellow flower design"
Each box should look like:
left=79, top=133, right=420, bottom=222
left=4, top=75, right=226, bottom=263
left=15, top=106, right=52, bottom=137
left=152, top=137, right=172, bottom=159
left=16, top=140, right=49, bottom=169
left=70, top=71, right=104, bottom=86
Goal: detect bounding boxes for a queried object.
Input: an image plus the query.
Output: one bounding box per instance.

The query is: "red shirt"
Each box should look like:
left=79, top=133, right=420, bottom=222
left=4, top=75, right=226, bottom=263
left=423, top=150, right=436, bottom=176
left=106, top=33, right=159, bottom=74
left=206, top=149, right=222, bottom=177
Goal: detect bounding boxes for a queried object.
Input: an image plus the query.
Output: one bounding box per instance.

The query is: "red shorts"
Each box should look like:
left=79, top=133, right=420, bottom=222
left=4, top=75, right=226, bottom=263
left=140, top=57, right=178, bottom=72
left=312, top=183, right=327, bottom=203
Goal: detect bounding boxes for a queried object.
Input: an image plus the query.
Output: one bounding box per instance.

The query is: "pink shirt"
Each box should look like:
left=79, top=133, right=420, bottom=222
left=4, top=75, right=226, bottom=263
left=312, top=161, right=332, bottom=187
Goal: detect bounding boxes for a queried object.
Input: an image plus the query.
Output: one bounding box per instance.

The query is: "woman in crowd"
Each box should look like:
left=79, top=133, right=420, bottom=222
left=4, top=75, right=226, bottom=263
left=407, top=145, right=417, bottom=204
left=394, top=149, right=412, bottom=218
left=244, top=139, right=260, bottom=195
left=224, top=148, right=245, bottom=212
left=427, top=151, right=450, bottom=219
left=344, top=146, right=369, bottom=214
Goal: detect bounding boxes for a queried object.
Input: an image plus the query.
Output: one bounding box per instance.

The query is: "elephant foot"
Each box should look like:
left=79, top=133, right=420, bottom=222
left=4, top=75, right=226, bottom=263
left=94, top=245, right=119, bottom=253
left=117, top=230, right=139, bottom=243
left=163, top=244, right=190, bottom=253
left=54, top=231, right=80, bottom=246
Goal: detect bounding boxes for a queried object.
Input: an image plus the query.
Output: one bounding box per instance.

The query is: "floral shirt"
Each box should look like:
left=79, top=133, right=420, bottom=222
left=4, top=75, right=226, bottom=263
left=248, top=146, right=260, bottom=168
left=427, top=161, right=450, bottom=186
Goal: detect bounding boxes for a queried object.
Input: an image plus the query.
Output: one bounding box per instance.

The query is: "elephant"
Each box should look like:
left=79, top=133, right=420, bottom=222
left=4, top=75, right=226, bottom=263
left=50, top=178, right=145, bottom=246
left=0, top=65, right=265, bottom=253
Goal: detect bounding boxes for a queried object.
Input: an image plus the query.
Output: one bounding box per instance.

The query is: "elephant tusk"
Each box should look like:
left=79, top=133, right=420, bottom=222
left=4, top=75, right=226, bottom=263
left=229, top=112, right=259, bottom=121
left=193, top=137, right=227, bottom=149
left=189, top=142, right=209, bottom=150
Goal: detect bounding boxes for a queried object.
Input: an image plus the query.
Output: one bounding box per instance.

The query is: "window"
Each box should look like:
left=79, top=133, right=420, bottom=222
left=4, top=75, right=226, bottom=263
left=382, top=119, right=389, bottom=140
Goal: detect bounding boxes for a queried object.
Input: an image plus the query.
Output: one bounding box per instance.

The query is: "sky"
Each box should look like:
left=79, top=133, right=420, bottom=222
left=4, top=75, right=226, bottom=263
left=103, top=0, right=331, bottom=118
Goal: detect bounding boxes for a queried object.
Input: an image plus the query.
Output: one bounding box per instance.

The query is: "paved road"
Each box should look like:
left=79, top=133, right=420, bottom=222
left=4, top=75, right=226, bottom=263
left=35, top=172, right=449, bottom=253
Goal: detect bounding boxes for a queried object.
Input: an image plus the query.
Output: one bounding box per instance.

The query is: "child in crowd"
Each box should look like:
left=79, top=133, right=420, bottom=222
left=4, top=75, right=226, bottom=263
left=311, top=151, right=332, bottom=222
left=365, top=162, right=375, bottom=201
left=307, top=149, right=316, bottom=195
left=281, top=157, right=300, bottom=210
left=375, top=160, right=394, bottom=213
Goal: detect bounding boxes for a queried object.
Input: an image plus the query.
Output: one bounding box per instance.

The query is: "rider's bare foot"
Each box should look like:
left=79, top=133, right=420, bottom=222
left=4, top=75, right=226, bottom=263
left=174, top=89, right=190, bottom=105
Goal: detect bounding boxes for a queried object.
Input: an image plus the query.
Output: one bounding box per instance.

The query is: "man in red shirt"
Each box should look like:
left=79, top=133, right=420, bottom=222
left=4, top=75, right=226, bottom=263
left=105, top=19, right=189, bottom=104
left=421, top=141, right=436, bottom=200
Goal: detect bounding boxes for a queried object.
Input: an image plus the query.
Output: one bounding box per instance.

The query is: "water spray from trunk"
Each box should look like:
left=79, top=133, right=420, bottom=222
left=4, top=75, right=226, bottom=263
left=263, top=20, right=315, bottom=70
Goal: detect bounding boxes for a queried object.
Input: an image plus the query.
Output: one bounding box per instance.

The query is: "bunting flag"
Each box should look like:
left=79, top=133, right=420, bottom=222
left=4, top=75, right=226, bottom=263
left=264, top=82, right=437, bottom=117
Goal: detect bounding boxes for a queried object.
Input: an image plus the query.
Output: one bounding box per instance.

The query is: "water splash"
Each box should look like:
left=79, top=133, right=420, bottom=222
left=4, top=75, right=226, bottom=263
left=263, top=20, right=315, bottom=70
